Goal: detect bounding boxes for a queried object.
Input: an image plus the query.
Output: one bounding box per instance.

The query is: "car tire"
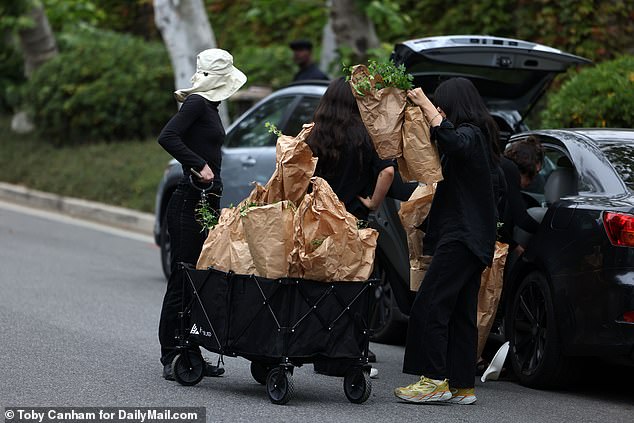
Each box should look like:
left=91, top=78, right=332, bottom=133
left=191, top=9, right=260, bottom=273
left=159, top=213, right=172, bottom=281
left=369, top=255, right=407, bottom=345
left=506, top=271, right=572, bottom=388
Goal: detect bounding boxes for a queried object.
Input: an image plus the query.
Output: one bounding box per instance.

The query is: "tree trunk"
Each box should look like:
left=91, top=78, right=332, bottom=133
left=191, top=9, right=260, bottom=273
left=153, top=0, right=230, bottom=125
left=12, top=3, right=58, bottom=133
left=319, top=0, right=338, bottom=75
left=17, top=3, right=58, bottom=78
left=330, top=0, right=380, bottom=64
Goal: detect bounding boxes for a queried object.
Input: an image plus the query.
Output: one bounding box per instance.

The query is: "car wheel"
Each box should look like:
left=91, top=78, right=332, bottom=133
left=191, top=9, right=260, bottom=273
left=160, top=213, right=172, bottom=281
left=506, top=271, right=571, bottom=388
left=369, top=256, right=407, bottom=345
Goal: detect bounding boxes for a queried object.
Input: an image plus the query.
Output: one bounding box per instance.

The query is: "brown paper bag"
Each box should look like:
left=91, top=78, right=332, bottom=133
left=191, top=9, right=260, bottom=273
left=196, top=206, right=256, bottom=274
left=264, top=123, right=318, bottom=204
left=349, top=65, right=406, bottom=160
left=477, top=241, right=509, bottom=357
left=290, top=177, right=378, bottom=282
left=398, top=184, right=436, bottom=291
left=197, top=182, right=271, bottom=273
left=241, top=201, right=295, bottom=279
left=398, top=104, right=443, bottom=185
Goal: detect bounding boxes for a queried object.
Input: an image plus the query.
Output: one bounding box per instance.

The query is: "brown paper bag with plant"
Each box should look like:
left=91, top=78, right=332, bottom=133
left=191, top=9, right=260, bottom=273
left=196, top=205, right=256, bottom=274
left=241, top=200, right=296, bottom=279
left=196, top=181, right=270, bottom=273
left=398, top=104, right=444, bottom=185
left=476, top=241, right=509, bottom=357
left=290, top=177, right=378, bottom=282
left=263, top=122, right=317, bottom=204
left=346, top=61, right=412, bottom=160
left=398, top=183, right=436, bottom=291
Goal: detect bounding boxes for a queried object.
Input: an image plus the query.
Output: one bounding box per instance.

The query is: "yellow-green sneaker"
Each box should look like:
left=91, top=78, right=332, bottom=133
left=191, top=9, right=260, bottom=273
left=447, top=387, right=477, bottom=405
left=394, top=376, right=452, bottom=403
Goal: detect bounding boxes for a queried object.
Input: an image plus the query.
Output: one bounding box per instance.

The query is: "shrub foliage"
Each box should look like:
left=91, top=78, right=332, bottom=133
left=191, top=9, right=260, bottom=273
left=541, top=55, right=634, bottom=128
left=20, top=27, right=174, bottom=145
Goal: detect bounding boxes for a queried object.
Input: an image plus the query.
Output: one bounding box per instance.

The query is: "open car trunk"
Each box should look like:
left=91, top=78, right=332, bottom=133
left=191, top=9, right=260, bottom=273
left=391, top=35, right=591, bottom=128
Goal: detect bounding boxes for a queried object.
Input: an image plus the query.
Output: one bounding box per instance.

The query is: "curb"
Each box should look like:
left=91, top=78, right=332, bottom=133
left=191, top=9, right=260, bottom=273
left=0, top=182, right=154, bottom=237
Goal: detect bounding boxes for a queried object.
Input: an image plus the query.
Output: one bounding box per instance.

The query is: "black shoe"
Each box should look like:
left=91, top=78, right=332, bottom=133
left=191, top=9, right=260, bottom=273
left=368, top=350, right=377, bottom=363
left=163, top=364, right=175, bottom=381
left=204, top=362, right=225, bottom=377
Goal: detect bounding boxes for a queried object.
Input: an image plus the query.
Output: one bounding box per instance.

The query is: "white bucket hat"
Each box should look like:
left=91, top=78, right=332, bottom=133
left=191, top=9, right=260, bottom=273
left=174, top=48, right=247, bottom=102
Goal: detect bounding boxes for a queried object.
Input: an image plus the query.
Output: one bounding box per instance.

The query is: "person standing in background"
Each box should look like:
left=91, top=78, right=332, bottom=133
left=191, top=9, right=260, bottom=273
left=289, top=39, right=329, bottom=81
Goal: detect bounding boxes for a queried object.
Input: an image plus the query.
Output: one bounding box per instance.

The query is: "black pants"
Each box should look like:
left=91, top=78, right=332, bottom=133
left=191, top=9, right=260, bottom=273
left=158, top=181, right=220, bottom=366
left=403, top=241, right=485, bottom=388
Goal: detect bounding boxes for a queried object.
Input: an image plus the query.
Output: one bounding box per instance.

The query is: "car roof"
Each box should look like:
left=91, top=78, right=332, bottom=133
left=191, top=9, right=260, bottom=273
left=513, top=128, right=634, bottom=144
left=565, top=128, right=634, bottom=144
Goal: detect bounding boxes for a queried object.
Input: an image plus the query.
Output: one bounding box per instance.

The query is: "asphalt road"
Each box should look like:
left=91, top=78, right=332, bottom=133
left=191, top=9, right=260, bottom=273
left=1, top=201, right=632, bottom=423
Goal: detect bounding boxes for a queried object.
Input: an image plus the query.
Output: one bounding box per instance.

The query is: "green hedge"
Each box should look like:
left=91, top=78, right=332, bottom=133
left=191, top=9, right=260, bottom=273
left=541, top=55, right=634, bottom=128
left=0, top=41, right=25, bottom=113
left=20, top=27, right=174, bottom=145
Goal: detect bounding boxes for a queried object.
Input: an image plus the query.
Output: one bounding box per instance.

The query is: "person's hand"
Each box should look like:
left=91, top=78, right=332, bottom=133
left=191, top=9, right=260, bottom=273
left=407, top=87, right=431, bottom=108
left=357, top=195, right=378, bottom=211
left=407, top=88, right=443, bottom=126
left=199, top=164, right=214, bottom=183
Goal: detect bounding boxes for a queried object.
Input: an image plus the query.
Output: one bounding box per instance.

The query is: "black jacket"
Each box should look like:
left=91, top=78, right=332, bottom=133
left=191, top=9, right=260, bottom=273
left=424, top=120, right=498, bottom=266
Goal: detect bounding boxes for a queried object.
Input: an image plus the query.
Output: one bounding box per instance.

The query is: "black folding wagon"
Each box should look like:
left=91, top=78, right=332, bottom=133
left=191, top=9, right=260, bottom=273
left=169, top=264, right=377, bottom=405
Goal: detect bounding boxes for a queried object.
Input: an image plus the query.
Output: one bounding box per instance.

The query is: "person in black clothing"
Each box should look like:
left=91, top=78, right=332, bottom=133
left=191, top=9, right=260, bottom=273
left=289, top=39, right=329, bottom=81
left=499, top=136, right=544, bottom=254
left=395, top=78, right=500, bottom=405
left=157, top=48, right=246, bottom=381
left=305, top=76, right=395, bottom=377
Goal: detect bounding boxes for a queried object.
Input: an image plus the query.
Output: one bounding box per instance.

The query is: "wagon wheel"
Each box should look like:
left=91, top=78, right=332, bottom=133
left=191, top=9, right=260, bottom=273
left=343, top=367, right=372, bottom=404
left=266, top=367, right=294, bottom=405
left=172, top=351, right=204, bottom=386
left=250, top=361, right=270, bottom=385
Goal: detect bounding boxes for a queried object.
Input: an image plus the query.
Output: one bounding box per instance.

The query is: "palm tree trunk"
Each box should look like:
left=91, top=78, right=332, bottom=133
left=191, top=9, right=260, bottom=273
left=153, top=0, right=230, bottom=125
left=330, top=0, right=380, bottom=64
left=18, top=3, right=58, bottom=78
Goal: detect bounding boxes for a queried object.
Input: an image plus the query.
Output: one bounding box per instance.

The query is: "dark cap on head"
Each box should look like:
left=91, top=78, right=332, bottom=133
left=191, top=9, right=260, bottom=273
left=289, top=39, right=313, bottom=50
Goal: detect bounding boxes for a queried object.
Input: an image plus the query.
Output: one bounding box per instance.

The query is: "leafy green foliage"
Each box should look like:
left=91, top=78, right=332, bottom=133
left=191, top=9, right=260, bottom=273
left=41, top=0, right=107, bottom=31
left=345, top=59, right=413, bottom=95
left=206, top=0, right=326, bottom=88
left=0, top=41, right=25, bottom=112
left=391, top=0, right=634, bottom=63
left=195, top=194, right=219, bottom=230
left=18, top=27, right=174, bottom=145
left=232, top=45, right=296, bottom=88
left=540, top=55, right=634, bottom=128
left=265, top=121, right=282, bottom=137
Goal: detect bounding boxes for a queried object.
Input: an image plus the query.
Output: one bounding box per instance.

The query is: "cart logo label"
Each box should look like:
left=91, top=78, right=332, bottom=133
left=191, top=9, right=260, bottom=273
left=190, top=324, right=200, bottom=335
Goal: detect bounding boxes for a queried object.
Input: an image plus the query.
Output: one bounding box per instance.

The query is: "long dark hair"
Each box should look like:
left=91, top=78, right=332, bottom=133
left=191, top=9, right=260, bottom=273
left=305, top=77, right=370, bottom=177
left=433, top=77, right=501, bottom=163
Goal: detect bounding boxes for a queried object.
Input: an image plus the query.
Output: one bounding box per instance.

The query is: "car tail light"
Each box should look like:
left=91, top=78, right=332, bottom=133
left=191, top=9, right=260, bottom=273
left=623, top=311, right=634, bottom=323
left=603, top=212, right=634, bottom=247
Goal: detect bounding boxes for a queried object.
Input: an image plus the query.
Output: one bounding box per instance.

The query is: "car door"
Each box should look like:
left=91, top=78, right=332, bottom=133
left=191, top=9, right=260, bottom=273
left=220, top=93, right=322, bottom=208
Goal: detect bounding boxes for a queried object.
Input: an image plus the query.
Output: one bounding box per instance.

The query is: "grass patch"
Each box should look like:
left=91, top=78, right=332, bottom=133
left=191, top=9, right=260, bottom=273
left=0, top=115, right=171, bottom=212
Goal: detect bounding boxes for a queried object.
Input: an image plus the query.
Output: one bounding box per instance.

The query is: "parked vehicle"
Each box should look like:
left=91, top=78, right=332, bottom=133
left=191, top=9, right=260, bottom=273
left=154, top=36, right=634, bottom=386
left=497, top=129, right=634, bottom=387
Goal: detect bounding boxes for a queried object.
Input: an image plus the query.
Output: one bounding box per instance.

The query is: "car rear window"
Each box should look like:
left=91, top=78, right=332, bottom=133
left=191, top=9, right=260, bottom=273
left=600, top=143, right=634, bottom=191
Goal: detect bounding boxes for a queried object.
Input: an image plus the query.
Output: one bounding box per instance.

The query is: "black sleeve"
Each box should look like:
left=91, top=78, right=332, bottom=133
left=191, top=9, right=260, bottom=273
left=157, top=95, right=207, bottom=170
left=430, top=119, right=478, bottom=160
left=502, top=158, right=540, bottom=234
